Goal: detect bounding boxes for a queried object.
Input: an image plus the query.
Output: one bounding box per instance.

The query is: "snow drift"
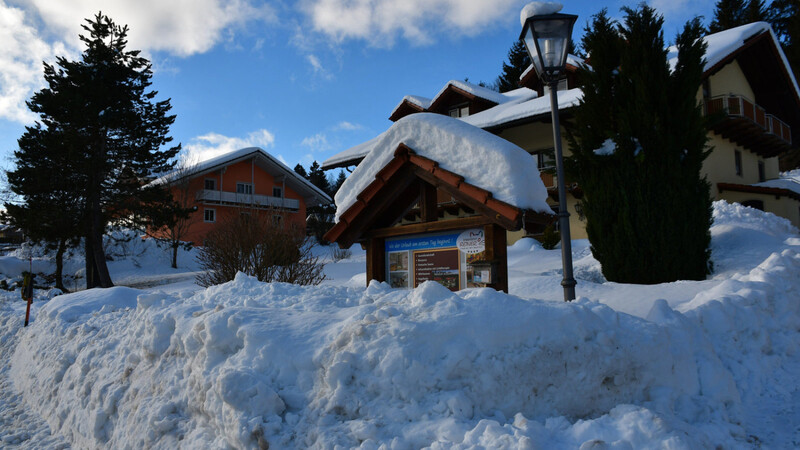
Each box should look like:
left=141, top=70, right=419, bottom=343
left=5, top=201, right=800, bottom=448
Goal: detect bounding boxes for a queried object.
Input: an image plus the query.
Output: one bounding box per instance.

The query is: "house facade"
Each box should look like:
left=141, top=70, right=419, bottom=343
left=155, top=147, right=331, bottom=245
left=323, top=22, right=800, bottom=240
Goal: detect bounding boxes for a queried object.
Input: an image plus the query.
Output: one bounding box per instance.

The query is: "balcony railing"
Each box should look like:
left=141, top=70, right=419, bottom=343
left=704, top=95, right=792, bottom=145
left=196, top=189, right=300, bottom=210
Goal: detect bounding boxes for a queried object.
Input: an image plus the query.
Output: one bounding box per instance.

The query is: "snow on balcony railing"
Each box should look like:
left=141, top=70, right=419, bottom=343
left=704, top=95, right=792, bottom=144
left=196, top=189, right=300, bottom=210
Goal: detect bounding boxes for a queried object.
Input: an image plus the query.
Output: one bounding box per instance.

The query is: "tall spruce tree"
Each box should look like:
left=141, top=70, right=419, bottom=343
left=567, top=6, right=712, bottom=284
left=6, top=13, right=180, bottom=289
left=709, top=0, right=769, bottom=32
left=496, top=41, right=531, bottom=93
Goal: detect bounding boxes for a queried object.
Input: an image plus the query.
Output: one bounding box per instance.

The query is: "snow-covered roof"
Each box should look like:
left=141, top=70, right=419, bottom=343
left=334, top=113, right=552, bottom=222
left=323, top=87, right=542, bottom=170
left=754, top=170, right=800, bottom=195
left=431, top=80, right=510, bottom=106
left=388, top=95, right=432, bottom=119
left=153, top=147, right=331, bottom=205
left=464, top=87, right=581, bottom=130
left=670, top=22, right=800, bottom=97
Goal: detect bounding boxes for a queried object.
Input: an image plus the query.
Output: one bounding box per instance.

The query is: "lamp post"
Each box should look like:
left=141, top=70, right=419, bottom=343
left=520, top=3, right=578, bottom=301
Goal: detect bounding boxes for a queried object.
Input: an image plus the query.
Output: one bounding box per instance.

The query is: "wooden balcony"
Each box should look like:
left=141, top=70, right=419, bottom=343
left=704, top=95, right=792, bottom=158
left=196, top=189, right=300, bottom=210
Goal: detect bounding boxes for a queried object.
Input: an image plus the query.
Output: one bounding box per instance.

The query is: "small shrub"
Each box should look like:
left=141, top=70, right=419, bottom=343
left=196, top=211, right=326, bottom=288
left=540, top=224, right=561, bottom=250
left=331, top=246, right=352, bottom=262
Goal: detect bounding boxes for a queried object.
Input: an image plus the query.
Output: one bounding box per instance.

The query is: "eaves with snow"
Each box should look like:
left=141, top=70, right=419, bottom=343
left=332, top=113, right=553, bottom=225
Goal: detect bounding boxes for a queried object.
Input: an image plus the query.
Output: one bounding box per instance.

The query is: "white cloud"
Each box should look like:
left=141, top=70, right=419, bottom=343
left=300, top=133, right=331, bottom=152
left=25, top=0, right=276, bottom=56
left=334, top=121, right=363, bottom=131
left=182, top=129, right=276, bottom=163
left=306, top=53, right=333, bottom=79
left=0, top=2, right=72, bottom=123
left=302, top=0, right=520, bottom=46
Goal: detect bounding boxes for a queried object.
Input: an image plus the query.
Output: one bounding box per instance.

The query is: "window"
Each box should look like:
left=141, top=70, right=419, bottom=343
left=534, top=149, right=555, bottom=170
left=758, top=160, right=766, bottom=182
left=741, top=200, right=764, bottom=211
left=448, top=105, right=469, bottom=118
left=204, top=208, right=216, bottom=222
left=236, top=182, right=253, bottom=194
left=273, top=186, right=282, bottom=198
left=204, top=178, right=216, bottom=190
left=734, top=150, right=742, bottom=176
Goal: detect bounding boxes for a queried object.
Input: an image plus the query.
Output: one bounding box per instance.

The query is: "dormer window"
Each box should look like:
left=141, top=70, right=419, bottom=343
left=449, top=105, right=469, bottom=118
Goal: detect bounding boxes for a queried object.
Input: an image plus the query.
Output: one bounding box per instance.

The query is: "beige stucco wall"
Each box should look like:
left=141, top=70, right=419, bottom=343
left=707, top=60, right=756, bottom=101
left=703, top=133, right=781, bottom=197
left=497, top=122, right=571, bottom=156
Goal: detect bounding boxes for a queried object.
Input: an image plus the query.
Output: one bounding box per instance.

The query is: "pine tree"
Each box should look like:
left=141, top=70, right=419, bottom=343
left=332, top=170, right=348, bottom=195
left=6, top=13, right=180, bottom=289
left=495, top=41, right=531, bottom=93
left=567, top=6, right=712, bottom=284
left=294, top=163, right=308, bottom=179
left=308, top=161, right=332, bottom=195
left=709, top=0, right=769, bottom=32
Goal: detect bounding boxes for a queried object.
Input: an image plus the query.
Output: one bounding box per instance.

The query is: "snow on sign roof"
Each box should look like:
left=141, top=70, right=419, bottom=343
left=152, top=147, right=331, bottom=204
left=333, top=113, right=552, bottom=222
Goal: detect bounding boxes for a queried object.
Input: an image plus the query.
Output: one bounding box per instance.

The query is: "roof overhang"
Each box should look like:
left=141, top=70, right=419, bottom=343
left=325, top=144, right=554, bottom=248
left=718, top=182, right=800, bottom=201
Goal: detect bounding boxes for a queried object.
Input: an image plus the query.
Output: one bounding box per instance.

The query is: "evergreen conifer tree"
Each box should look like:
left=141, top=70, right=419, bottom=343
left=567, top=6, right=713, bottom=284
left=6, top=13, right=180, bottom=288
left=495, top=41, right=531, bottom=93
left=709, top=0, right=769, bottom=32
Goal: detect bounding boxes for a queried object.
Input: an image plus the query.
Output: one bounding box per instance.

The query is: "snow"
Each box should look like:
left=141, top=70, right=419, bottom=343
left=520, top=2, right=563, bottom=26
left=388, top=95, right=433, bottom=119
left=1, top=201, right=799, bottom=447
left=325, top=87, right=539, bottom=170
left=667, top=22, right=800, bottom=98
left=464, top=87, right=582, bottom=130
left=755, top=169, right=800, bottom=194
left=431, top=80, right=514, bottom=107
left=333, top=113, right=553, bottom=221
left=593, top=139, right=616, bottom=156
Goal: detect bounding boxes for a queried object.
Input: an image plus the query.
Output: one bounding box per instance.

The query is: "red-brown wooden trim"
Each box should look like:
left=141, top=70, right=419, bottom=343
left=718, top=182, right=800, bottom=201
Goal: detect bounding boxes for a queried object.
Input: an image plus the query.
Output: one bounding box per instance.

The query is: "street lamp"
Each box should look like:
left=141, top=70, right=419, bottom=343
left=520, top=2, right=578, bottom=301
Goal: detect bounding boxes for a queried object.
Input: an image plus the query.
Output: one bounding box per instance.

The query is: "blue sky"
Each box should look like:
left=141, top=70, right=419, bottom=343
left=0, top=0, right=716, bottom=176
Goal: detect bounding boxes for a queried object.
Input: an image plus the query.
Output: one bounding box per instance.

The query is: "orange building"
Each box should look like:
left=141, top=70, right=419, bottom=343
left=154, top=147, right=331, bottom=245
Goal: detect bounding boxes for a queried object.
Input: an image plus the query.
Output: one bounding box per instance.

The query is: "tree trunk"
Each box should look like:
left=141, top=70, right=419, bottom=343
left=55, top=238, right=68, bottom=292
left=172, top=242, right=178, bottom=269
left=85, top=179, right=113, bottom=288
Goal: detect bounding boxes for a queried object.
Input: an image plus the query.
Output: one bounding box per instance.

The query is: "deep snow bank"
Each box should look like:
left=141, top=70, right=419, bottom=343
left=7, top=201, right=799, bottom=448
left=13, top=276, right=744, bottom=448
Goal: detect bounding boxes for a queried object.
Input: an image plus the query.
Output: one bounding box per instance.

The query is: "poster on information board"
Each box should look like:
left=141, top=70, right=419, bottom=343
left=385, top=228, right=485, bottom=291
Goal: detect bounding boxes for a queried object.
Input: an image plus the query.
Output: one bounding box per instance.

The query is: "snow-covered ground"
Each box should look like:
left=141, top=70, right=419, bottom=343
left=0, top=201, right=798, bottom=448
